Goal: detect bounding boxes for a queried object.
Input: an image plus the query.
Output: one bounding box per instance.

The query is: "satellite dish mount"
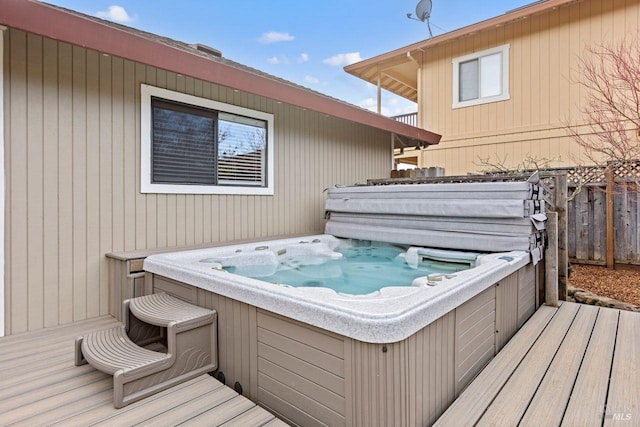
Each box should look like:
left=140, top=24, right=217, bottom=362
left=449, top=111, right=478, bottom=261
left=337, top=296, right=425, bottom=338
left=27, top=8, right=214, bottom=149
left=407, top=0, right=433, bottom=37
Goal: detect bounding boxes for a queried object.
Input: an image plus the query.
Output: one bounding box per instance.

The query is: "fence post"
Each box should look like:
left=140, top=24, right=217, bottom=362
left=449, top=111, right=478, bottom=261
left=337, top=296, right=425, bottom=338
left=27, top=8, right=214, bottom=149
left=545, top=211, right=559, bottom=307
left=606, top=169, right=615, bottom=269
left=554, top=173, right=568, bottom=300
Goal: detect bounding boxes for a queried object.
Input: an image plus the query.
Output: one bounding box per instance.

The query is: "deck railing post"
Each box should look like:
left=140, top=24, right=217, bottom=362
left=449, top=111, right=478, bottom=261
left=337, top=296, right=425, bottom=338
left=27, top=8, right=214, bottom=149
left=545, top=211, right=559, bottom=307
left=554, top=172, right=568, bottom=300
left=605, top=168, right=615, bottom=269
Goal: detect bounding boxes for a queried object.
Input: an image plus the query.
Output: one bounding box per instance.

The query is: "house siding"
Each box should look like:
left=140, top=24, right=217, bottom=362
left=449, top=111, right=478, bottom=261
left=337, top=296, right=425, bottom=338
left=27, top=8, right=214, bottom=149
left=3, top=29, right=390, bottom=335
left=418, top=0, right=640, bottom=175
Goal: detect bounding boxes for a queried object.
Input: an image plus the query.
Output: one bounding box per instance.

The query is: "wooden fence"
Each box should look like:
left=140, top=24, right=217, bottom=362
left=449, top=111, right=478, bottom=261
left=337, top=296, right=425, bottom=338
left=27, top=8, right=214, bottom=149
left=567, top=164, right=640, bottom=267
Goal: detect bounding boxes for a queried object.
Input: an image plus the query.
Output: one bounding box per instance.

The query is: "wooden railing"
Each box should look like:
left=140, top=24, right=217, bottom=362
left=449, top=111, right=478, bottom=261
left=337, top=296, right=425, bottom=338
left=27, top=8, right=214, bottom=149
left=391, top=112, right=418, bottom=127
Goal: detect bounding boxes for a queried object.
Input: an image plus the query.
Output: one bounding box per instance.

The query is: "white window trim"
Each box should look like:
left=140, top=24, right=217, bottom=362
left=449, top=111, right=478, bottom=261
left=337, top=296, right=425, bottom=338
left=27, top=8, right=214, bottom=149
left=452, top=44, right=510, bottom=109
left=141, top=84, right=275, bottom=195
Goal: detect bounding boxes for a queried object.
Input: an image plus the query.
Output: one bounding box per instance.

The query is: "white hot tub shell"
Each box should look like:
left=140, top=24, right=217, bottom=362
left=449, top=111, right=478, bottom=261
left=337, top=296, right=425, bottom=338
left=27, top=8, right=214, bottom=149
left=142, top=234, right=539, bottom=426
left=144, top=234, right=530, bottom=343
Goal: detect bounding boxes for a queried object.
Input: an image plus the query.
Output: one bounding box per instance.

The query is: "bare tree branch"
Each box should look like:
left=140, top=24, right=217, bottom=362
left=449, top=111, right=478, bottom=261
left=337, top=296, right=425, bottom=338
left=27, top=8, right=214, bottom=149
left=567, top=36, right=640, bottom=172
left=474, top=154, right=561, bottom=174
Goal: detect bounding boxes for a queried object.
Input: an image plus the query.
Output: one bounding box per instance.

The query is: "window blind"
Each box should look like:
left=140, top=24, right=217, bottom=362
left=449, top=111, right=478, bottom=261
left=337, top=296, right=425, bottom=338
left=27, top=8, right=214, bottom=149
left=152, top=98, right=217, bottom=185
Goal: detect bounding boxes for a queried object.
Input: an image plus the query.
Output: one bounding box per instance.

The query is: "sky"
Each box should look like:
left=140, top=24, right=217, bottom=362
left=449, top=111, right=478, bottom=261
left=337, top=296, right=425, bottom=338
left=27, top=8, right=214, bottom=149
left=46, top=0, right=535, bottom=117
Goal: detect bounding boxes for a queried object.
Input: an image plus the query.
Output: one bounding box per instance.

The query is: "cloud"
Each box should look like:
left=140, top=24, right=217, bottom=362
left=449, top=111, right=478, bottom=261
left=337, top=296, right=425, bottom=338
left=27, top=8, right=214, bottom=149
left=267, top=55, right=290, bottom=65
left=358, top=96, right=417, bottom=117
left=323, top=52, right=363, bottom=67
left=258, top=31, right=295, bottom=44
left=298, top=53, right=310, bottom=63
left=390, top=103, right=419, bottom=116
left=96, top=5, right=135, bottom=23
left=304, top=75, right=320, bottom=85
left=359, top=98, right=378, bottom=111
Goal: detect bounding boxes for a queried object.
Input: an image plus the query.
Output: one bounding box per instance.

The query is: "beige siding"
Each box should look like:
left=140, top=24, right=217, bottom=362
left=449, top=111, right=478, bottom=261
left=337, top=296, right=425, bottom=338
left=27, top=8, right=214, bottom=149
left=454, top=286, right=495, bottom=395
left=495, top=272, right=519, bottom=352
left=345, top=311, right=456, bottom=427
left=417, top=0, right=640, bottom=175
left=257, top=311, right=346, bottom=427
left=198, top=289, right=259, bottom=403
left=3, top=29, right=390, bottom=335
left=518, top=263, right=537, bottom=328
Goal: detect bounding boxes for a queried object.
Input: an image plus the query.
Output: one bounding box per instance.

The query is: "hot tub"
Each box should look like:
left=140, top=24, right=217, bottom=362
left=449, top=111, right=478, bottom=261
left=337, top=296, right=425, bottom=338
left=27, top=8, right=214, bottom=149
left=143, top=234, right=537, bottom=426
left=139, top=176, right=545, bottom=425
left=144, top=234, right=529, bottom=344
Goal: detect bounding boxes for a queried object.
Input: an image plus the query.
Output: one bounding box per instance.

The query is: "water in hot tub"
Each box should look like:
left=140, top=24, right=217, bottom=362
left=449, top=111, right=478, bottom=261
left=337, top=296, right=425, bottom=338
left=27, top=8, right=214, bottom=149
left=223, top=243, right=469, bottom=295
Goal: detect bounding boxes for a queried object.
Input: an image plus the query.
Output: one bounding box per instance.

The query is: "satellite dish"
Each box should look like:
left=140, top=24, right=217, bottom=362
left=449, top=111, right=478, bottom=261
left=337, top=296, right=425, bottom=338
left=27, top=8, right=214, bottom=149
left=415, top=0, right=432, bottom=22
left=407, top=0, right=434, bottom=37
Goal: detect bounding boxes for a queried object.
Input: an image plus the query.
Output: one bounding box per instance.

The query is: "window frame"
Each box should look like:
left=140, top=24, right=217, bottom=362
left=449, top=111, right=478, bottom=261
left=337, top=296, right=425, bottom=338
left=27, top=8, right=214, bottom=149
left=141, top=84, right=274, bottom=195
left=452, top=44, right=510, bottom=109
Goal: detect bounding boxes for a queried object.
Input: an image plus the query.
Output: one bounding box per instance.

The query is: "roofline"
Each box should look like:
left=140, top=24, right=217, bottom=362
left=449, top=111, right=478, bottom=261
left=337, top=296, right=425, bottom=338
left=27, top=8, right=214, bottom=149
left=346, top=0, right=581, bottom=74
left=0, top=0, right=440, bottom=145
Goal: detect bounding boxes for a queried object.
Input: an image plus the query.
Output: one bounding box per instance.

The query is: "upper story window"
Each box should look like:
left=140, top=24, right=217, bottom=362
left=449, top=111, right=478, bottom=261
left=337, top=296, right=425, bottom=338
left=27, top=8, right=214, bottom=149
left=452, top=44, right=510, bottom=109
left=141, top=85, right=274, bottom=195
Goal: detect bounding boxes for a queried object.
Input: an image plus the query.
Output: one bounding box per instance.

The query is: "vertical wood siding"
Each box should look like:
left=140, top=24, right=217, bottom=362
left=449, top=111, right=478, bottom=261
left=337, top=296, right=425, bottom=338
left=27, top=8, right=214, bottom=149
left=454, top=286, right=496, bottom=395
left=417, top=0, right=640, bottom=175
left=345, top=312, right=456, bottom=427
left=495, top=272, right=519, bottom=352
left=198, top=288, right=259, bottom=402
left=518, top=263, right=537, bottom=328
left=3, top=30, right=390, bottom=334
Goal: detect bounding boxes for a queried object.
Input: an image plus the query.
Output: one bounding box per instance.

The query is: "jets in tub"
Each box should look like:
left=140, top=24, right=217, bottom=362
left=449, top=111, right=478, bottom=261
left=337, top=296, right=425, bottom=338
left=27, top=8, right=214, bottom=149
left=192, top=236, right=503, bottom=295
left=143, top=234, right=531, bottom=343
left=198, top=239, right=344, bottom=279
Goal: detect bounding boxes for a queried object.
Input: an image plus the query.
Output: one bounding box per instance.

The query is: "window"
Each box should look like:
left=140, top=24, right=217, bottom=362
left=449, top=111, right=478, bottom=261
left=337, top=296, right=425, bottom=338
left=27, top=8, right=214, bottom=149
left=141, top=85, right=274, bottom=195
left=452, top=44, right=510, bottom=109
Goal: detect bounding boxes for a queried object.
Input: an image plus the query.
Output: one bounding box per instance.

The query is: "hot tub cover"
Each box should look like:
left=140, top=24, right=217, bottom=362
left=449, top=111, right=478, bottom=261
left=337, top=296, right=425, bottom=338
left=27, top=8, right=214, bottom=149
left=325, top=174, right=546, bottom=262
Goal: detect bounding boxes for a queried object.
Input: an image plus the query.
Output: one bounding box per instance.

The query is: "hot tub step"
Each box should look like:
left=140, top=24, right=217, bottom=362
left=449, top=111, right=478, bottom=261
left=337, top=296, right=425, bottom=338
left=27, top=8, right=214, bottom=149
left=75, top=293, right=218, bottom=408
left=128, top=292, right=216, bottom=328
left=75, top=325, right=171, bottom=374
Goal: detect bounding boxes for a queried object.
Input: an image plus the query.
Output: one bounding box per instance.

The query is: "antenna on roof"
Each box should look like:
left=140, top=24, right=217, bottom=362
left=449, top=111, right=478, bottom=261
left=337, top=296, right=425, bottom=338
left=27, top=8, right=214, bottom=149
left=407, top=0, right=433, bottom=37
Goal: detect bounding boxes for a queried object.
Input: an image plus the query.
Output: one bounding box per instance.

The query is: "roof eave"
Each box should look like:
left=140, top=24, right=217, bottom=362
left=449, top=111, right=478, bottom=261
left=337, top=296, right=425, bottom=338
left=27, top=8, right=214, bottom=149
left=0, top=0, right=440, bottom=145
left=346, top=0, right=581, bottom=81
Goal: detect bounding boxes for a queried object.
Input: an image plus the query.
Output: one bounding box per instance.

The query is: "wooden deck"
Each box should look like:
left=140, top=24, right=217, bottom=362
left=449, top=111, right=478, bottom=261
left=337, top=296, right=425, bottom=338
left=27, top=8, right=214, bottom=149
left=0, top=316, right=287, bottom=426
left=435, top=302, right=640, bottom=426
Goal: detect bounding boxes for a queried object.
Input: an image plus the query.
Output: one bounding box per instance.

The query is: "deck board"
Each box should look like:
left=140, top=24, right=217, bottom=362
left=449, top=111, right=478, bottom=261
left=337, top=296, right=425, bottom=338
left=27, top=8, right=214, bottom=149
left=0, top=360, right=85, bottom=387
left=519, top=304, right=599, bottom=425
left=0, top=315, right=116, bottom=345
left=0, top=316, right=285, bottom=426
left=604, top=310, right=640, bottom=426
left=432, top=304, right=557, bottom=427
left=178, top=396, right=258, bottom=426
left=13, top=388, right=113, bottom=427
left=476, top=302, right=580, bottom=425
left=220, top=406, right=282, bottom=426
left=0, top=364, right=95, bottom=398
left=561, top=307, right=619, bottom=426
left=435, top=302, right=640, bottom=426
left=49, top=376, right=212, bottom=426
left=129, top=384, right=239, bottom=426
